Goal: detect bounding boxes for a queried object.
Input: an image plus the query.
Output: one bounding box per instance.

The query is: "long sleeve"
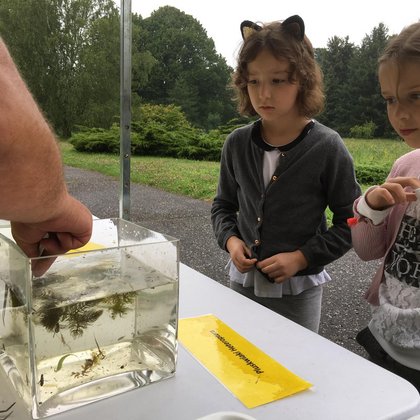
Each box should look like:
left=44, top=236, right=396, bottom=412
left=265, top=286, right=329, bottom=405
left=211, top=134, right=242, bottom=251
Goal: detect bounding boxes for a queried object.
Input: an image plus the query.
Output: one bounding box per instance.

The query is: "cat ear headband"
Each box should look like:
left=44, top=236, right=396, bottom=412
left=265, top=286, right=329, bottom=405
left=240, top=15, right=305, bottom=41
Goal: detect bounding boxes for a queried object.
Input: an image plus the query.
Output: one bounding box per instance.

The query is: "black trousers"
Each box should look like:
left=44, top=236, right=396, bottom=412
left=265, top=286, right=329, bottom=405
left=356, top=327, right=420, bottom=392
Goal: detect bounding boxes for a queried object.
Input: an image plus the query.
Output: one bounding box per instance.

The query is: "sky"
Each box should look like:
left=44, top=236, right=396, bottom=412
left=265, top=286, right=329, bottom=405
left=127, top=0, right=419, bottom=67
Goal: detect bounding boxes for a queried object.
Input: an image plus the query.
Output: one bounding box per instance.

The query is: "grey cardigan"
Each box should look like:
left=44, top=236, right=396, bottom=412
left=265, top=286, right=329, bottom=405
left=211, top=120, right=361, bottom=276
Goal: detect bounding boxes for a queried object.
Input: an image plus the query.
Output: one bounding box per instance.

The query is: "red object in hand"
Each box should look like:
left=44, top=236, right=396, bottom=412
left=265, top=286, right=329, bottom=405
left=347, top=217, right=358, bottom=227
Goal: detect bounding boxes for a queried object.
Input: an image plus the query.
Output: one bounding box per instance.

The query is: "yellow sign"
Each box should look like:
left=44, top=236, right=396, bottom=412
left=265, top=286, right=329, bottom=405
left=178, top=314, right=312, bottom=408
left=66, top=242, right=105, bottom=255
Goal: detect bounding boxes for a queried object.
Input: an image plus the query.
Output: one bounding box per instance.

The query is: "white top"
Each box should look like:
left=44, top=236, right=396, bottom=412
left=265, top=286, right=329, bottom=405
left=367, top=188, right=420, bottom=370
left=357, top=186, right=420, bottom=370
left=228, top=260, right=331, bottom=297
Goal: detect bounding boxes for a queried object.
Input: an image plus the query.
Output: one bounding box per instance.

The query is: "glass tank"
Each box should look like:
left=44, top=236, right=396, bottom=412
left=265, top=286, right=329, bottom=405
left=0, top=218, right=179, bottom=418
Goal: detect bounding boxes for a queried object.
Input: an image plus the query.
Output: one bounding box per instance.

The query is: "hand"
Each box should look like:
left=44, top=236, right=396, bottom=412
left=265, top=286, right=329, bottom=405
left=11, top=195, right=93, bottom=277
left=226, top=236, right=257, bottom=273
left=365, top=177, right=420, bottom=210
left=256, top=250, right=308, bottom=284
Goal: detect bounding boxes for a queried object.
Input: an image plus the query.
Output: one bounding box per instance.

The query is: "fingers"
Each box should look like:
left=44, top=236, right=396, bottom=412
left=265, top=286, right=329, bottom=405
left=387, top=176, right=420, bottom=190
left=367, top=178, right=419, bottom=210
left=39, top=232, right=73, bottom=256
left=13, top=240, right=40, bottom=260
left=15, top=232, right=81, bottom=277
left=12, top=233, right=58, bottom=277
left=256, top=251, right=307, bottom=283
left=366, top=187, right=397, bottom=209
left=10, top=198, right=93, bottom=277
left=234, top=254, right=257, bottom=273
left=405, top=192, right=418, bottom=202
left=31, top=256, right=57, bottom=277
left=256, top=260, right=287, bottom=283
left=383, top=177, right=420, bottom=202
left=227, top=237, right=257, bottom=272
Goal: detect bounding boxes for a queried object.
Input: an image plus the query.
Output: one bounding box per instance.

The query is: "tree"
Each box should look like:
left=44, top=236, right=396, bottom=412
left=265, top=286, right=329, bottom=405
left=133, top=6, right=237, bottom=129
left=0, top=0, right=120, bottom=137
left=317, top=25, right=394, bottom=138
left=350, top=23, right=392, bottom=137
left=76, top=3, right=121, bottom=129
left=0, top=1, right=57, bottom=109
left=317, top=36, right=356, bottom=136
left=131, top=13, right=157, bottom=94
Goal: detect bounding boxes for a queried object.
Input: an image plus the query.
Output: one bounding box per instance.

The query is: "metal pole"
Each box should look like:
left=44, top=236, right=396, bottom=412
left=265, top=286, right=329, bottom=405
left=119, top=0, right=132, bottom=220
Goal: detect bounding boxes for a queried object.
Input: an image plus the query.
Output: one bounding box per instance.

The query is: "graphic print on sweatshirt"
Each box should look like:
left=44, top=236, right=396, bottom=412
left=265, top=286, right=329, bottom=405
left=385, top=212, right=420, bottom=288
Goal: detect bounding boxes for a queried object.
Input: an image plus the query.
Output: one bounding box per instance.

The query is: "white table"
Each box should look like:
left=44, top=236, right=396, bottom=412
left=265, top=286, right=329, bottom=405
left=1, top=263, right=420, bottom=420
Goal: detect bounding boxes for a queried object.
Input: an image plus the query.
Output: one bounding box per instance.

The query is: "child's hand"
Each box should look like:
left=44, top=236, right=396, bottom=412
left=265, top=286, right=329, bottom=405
left=366, top=177, right=420, bottom=210
left=226, top=236, right=257, bottom=273
left=256, top=250, right=308, bottom=283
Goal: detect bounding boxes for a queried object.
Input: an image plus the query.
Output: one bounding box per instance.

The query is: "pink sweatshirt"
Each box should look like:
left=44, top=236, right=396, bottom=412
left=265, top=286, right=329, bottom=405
left=351, top=148, right=420, bottom=305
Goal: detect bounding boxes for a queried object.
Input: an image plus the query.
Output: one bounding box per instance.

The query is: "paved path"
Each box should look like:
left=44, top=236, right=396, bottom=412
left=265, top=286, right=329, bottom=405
left=65, top=166, right=380, bottom=357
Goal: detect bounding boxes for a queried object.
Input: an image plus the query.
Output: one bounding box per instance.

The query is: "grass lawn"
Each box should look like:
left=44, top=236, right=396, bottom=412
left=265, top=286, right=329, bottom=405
left=60, top=138, right=412, bottom=202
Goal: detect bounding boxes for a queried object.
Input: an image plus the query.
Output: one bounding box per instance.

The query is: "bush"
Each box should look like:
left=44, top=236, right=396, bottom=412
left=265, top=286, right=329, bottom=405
left=70, top=124, right=141, bottom=154
left=349, top=121, right=377, bottom=139
left=71, top=103, right=227, bottom=161
left=70, top=126, right=119, bottom=153
left=355, top=164, right=389, bottom=185
left=177, top=131, right=225, bottom=161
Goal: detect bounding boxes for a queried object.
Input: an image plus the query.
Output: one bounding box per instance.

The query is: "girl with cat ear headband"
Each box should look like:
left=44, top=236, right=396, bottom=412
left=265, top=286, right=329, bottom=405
left=234, top=15, right=321, bottom=117
left=211, top=15, right=361, bottom=333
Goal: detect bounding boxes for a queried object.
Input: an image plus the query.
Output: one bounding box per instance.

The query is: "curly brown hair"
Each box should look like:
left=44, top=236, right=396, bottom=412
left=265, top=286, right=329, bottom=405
left=232, top=20, right=324, bottom=118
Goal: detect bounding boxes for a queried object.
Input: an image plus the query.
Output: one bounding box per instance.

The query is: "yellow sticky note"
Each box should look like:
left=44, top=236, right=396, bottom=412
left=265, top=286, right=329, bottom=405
left=178, top=314, right=312, bottom=408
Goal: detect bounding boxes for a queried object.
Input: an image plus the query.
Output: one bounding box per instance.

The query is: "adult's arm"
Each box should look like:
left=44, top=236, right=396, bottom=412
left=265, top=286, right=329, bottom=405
left=0, top=38, right=92, bottom=275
